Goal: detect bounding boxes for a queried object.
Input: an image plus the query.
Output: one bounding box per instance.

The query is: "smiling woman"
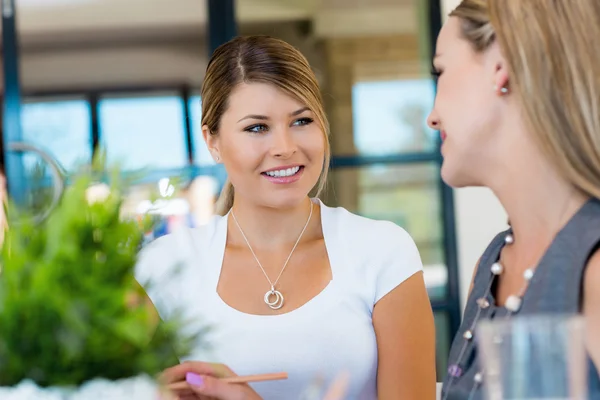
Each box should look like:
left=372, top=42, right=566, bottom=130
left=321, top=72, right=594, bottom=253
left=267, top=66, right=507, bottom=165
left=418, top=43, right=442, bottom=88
left=429, top=1, right=600, bottom=399
left=135, top=35, right=437, bottom=400
left=199, top=36, right=330, bottom=216
left=203, top=80, right=326, bottom=213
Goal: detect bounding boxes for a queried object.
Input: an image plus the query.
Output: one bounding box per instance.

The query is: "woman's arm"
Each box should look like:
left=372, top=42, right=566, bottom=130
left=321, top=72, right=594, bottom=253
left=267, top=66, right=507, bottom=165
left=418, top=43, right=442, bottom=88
left=583, top=249, right=600, bottom=371
left=373, top=271, right=437, bottom=400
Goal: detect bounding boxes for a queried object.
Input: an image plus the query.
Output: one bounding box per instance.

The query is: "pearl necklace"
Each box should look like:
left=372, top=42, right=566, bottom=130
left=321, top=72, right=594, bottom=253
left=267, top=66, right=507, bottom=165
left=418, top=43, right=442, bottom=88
left=443, top=232, right=537, bottom=400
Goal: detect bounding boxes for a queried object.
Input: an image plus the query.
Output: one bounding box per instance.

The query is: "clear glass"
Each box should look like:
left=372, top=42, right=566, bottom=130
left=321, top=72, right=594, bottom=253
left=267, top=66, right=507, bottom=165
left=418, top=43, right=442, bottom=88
left=352, top=79, right=438, bottom=155
left=21, top=98, right=92, bottom=171
left=477, top=315, right=588, bottom=400
left=98, top=93, right=188, bottom=171
left=10, top=149, right=63, bottom=222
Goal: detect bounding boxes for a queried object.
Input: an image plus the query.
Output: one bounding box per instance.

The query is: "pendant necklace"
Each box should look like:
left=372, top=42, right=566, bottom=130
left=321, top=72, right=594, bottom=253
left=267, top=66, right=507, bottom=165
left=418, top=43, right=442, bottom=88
left=231, top=201, right=313, bottom=310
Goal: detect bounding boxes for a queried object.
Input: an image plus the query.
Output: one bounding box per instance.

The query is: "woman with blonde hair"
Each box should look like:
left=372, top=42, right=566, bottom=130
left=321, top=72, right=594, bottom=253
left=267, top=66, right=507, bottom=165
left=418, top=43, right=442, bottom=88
left=428, top=0, right=600, bottom=398
left=136, top=35, right=436, bottom=399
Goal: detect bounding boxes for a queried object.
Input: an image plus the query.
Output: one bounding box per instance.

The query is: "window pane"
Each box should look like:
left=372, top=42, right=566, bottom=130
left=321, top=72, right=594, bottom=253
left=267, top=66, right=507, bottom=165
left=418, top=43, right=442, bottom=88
left=326, top=163, right=447, bottom=299
left=188, top=95, right=215, bottom=166
left=99, top=94, right=188, bottom=171
left=352, top=80, right=437, bottom=154
left=435, top=311, right=451, bottom=381
left=21, top=99, right=92, bottom=171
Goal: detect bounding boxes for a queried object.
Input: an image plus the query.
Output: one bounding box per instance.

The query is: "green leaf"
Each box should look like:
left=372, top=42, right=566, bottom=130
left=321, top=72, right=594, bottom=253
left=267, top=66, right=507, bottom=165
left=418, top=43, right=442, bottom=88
left=0, top=164, right=204, bottom=387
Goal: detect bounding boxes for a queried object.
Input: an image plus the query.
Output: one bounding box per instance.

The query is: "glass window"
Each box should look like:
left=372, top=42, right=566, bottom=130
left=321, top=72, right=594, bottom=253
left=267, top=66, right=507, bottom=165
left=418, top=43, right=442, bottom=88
left=188, top=95, right=215, bottom=166
left=435, top=311, right=451, bottom=380
left=328, top=163, right=447, bottom=299
left=352, top=80, right=438, bottom=155
left=98, top=94, right=188, bottom=171
left=21, top=98, right=92, bottom=171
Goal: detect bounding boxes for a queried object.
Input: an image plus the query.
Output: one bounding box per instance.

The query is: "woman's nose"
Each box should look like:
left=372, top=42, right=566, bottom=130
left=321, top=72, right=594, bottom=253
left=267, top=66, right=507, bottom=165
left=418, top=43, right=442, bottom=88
left=270, top=129, right=297, bottom=159
left=427, top=110, right=441, bottom=131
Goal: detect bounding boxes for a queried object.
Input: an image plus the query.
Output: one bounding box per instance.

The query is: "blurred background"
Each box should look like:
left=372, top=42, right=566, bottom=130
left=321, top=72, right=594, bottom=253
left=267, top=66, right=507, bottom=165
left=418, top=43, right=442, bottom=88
left=0, top=0, right=508, bottom=380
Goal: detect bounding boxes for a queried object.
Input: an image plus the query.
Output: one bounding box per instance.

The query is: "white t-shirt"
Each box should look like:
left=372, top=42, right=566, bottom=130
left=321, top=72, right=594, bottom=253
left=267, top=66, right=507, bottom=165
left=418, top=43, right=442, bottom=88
left=135, top=199, right=423, bottom=400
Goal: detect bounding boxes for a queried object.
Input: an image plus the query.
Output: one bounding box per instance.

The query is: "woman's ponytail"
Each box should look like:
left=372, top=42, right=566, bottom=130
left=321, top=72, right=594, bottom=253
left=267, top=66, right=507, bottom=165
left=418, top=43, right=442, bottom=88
left=215, top=179, right=234, bottom=216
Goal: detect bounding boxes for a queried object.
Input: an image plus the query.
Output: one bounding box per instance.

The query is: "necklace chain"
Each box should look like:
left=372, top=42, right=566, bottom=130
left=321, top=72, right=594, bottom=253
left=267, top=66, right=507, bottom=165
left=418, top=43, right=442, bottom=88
left=444, top=196, right=577, bottom=399
left=230, top=201, right=314, bottom=309
left=443, top=232, right=537, bottom=400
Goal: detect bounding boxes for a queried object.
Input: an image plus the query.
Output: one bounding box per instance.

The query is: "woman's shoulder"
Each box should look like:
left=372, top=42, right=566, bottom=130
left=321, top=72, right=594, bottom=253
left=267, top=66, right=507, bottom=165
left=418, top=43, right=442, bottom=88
left=135, top=214, right=224, bottom=282
left=319, top=200, right=417, bottom=251
left=145, top=215, right=221, bottom=252
left=319, top=200, right=423, bottom=303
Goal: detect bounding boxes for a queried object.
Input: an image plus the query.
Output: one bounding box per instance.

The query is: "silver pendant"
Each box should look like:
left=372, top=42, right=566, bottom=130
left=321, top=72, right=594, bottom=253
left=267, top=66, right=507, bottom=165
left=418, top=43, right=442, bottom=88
left=264, top=288, right=284, bottom=310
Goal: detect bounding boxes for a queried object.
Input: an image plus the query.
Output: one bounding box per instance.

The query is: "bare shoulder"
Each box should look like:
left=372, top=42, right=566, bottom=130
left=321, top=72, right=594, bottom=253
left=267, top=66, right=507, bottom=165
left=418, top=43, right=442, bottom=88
left=135, top=216, right=221, bottom=282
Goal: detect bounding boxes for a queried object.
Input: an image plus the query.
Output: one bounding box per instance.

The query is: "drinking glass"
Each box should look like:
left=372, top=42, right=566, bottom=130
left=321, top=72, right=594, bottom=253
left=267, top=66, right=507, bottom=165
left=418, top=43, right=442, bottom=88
left=477, top=315, right=588, bottom=400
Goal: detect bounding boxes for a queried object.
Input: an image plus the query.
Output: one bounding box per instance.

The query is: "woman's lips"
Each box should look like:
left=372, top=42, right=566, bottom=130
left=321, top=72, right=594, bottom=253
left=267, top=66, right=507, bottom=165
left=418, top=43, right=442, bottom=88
left=441, top=130, right=447, bottom=141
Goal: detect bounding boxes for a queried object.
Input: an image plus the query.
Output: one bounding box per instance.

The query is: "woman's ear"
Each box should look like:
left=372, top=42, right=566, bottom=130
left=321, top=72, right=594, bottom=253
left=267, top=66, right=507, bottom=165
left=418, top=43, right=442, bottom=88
left=489, top=43, right=510, bottom=95
left=202, top=125, right=221, bottom=163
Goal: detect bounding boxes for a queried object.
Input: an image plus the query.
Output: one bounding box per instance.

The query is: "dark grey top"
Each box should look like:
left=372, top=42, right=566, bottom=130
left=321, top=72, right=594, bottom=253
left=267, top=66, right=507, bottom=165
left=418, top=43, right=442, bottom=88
left=442, top=198, right=600, bottom=400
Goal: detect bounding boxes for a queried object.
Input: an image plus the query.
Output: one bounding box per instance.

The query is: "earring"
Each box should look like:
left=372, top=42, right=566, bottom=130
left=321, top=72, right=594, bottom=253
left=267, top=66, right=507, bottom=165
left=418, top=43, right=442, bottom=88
left=494, top=84, right=509, bottom=95
left=215, top=155, right=220, bottom=162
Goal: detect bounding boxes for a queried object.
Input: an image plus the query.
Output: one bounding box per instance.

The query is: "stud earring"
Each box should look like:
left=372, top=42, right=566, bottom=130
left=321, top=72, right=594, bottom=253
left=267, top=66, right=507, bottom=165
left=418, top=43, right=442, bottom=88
left=215, top=155, right=220, bottom=162
left=494, top=84, right=509, bottom=95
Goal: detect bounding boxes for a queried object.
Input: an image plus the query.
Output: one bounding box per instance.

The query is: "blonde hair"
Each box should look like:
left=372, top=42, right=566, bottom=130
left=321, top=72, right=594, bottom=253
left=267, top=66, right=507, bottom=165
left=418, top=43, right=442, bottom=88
left=201, top=35, right=330, bottom=215
left=451, top=0, right=600, bottom=199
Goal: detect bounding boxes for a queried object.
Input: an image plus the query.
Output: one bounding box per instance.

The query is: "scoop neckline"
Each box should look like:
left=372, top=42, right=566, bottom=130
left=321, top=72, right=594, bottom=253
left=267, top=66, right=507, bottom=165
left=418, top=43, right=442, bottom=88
left=208, top=198, right=340, bottom=322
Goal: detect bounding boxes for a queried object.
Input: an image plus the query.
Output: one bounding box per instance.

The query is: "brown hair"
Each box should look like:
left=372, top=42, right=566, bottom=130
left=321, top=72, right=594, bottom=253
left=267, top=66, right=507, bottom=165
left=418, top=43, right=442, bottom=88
left=201, top=35, right=330, bottom=215
left=450, top=0, right=600, bottom=199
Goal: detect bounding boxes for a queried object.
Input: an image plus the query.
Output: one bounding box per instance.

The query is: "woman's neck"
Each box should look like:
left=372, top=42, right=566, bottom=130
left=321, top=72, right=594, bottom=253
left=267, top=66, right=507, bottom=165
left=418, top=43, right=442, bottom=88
left=228, top=196, right=318, bottom=250
left=491, top=159, right=588, bottom=254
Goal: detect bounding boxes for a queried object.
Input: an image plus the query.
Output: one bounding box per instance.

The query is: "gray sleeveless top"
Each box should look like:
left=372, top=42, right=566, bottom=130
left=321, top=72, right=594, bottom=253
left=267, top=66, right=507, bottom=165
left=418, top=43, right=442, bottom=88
left=442, top=198, right=600, bottom=400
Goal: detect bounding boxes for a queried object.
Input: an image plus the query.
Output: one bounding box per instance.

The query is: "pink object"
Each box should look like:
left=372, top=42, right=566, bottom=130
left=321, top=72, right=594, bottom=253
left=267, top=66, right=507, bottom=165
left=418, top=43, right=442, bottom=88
left=186, top=372, right=204, bottom=387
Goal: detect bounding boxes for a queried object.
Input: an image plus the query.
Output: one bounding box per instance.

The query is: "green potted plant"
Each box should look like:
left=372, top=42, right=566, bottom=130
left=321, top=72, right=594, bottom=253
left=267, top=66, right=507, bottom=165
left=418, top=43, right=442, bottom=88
left=0, top=144, right=198, bottom=399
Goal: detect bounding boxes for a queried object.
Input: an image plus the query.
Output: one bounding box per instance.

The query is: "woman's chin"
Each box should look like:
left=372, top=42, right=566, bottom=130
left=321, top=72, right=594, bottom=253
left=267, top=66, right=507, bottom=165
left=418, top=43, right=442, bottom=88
left=441, top=162, right=476, bottom=188
left=260, top=191, right=312, bottom=210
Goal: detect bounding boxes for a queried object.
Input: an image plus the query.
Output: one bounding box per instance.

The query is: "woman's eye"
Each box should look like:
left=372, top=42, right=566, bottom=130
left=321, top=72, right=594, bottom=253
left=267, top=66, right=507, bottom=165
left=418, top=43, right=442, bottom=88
left=293, top=117, right=314, bottom=127
left=430, top=66, right=443, bottom=82
left=244, top=124, right=269, bottom=133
